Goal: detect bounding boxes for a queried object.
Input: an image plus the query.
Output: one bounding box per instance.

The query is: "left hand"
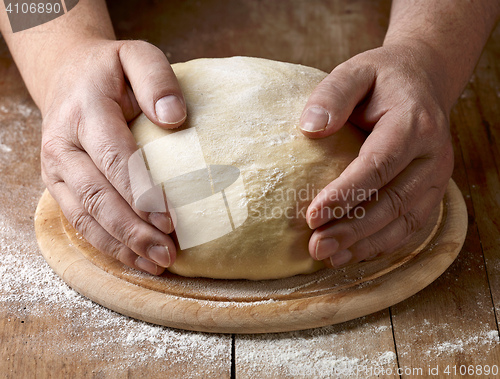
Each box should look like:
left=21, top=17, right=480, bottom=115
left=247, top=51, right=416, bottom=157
left=300, top=43, right=454, bottom=268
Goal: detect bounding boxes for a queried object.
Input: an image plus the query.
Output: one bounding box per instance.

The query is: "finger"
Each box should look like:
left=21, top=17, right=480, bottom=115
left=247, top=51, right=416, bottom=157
left=328, top=185, right=444, bottom=268
left=54, top=148, right=176, bottom=268
left=119, top=40, right=186, bottom=128
left=122, top=83, right=142, bottom=122
left=310, top=156, right=447, bottom=260
left=48, top=181, right=165, bottom=275
left=299, top=60, right=375, bottom=137
left=75, top=100, right=174, bottom=235
left=307, top=113, right=417, bottom=229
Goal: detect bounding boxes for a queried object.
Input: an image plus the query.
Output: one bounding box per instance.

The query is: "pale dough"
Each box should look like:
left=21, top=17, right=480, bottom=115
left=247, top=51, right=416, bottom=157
left=130, top=56, right=365, bottom=280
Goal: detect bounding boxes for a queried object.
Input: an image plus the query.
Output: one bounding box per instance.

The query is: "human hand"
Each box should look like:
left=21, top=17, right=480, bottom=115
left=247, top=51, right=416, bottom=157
left=300, top=43, right=454, bottom=268
left=40, top=39, right=186, bottom=275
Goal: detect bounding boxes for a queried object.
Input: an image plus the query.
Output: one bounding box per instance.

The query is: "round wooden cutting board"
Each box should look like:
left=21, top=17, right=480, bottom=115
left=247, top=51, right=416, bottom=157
left=34, top=180, right=467, bottom=334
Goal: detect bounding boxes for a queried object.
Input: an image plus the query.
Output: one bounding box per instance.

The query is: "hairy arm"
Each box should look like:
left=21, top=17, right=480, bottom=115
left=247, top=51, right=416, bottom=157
left=385, top=0, right=500, bottom=109
left=302, top=0, right=500, bottom=266
left=0, top=0, right=185, bottom=274
left=0, top=1, right=115, bottom=112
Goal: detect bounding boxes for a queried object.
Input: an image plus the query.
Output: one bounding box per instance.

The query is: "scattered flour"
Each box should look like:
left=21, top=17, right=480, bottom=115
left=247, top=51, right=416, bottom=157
left=2, top=193, right=499, bottom=376
left=426, top=329, right=500, bottom=357
left=0, top=142, right=12, bottom=152
left=0, top=95, right=231, bottom=375
left=0, top=210, right=231, bottom=376
left=2, top=92, right=500, bottom=377
left=236, top=319, right=398, bottom=378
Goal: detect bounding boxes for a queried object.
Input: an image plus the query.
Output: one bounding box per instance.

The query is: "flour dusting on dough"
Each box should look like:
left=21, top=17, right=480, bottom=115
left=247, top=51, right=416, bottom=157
left=130, top=57, right=365, bottom=279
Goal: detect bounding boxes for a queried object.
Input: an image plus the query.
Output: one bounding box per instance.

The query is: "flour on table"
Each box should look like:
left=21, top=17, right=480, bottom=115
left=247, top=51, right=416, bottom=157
left=0, top=142, right=12, bottom=152
left=0, top=192, right=230, bottom=377
left=236, top=318, right=398, bottom=378
left=426, top=329, right=500, bottom=357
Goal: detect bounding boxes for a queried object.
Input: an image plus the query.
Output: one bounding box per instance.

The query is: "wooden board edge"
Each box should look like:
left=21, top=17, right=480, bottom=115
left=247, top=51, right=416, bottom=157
left=34, top=180, right=467, bottom=334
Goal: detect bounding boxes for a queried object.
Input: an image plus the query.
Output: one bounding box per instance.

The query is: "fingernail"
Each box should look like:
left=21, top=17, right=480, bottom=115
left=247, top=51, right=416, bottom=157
left=300, top=107, right=329, bottom=132
left=135, top=256, right=158, bottom=274
left=330, top=249, right=352, bottom=268
left=155, top=95, right=186, bottom=124
left=149, top=212, right=173, bottom=234
left=315, top=238, right=339, bottom=260
left=148, top=245, right=171, bottom=267
left=307, top=209, right=319, bottom=229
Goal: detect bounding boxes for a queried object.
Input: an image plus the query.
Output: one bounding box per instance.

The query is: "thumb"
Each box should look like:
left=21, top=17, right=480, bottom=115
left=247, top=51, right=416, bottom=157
left=300, top=61, right=375, bottom=138
left=119, top=40, right=186, bottom=129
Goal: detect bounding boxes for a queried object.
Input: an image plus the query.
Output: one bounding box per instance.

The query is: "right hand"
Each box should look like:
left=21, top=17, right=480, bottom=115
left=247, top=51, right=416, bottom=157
left=40, top=39, right=186, bottom=275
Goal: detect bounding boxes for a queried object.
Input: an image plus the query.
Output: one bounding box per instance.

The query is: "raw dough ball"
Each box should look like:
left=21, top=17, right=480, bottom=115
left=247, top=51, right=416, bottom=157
left=130, top=56, right=365, bottom=280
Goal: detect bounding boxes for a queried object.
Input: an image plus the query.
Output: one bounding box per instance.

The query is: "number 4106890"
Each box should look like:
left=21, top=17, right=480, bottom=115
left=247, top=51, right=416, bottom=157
left=443, top=365, right=498, bottom=376
left=5, top=2, right=62, bottom=14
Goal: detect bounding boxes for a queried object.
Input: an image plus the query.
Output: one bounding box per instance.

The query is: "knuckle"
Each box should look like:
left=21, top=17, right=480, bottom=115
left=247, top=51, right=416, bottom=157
left=384, top=186, right=409, bottom=219
left=68, top=209, right=93, bottom=237
left=40, top=162, right=62, bottom=187
left=98, top=144, right=125, bottom=179
left=120, top=39, right=164, bottom=62
left=345, top=216, right=370, bottom=243
left=335, top=57, right=369, bottom=78
left=120, top=221, right=139, bottom=248
left=124, top=39, right=149, bottom=50
left=357, top=238, right=384, bottom=260
left=79, top=181, right=108, bottom=217
left=44, top=101, right=84, bottom=138
left=362, top=151, right=398, bottom=188
left=402, top=210, right=423, bottom=236
left=317, top=78, right=349, bottom=109
left=119, top=221, right=149, bottom=254
left=414, top=108, right=449, bottom=146
left=97, top=238, right=139, bottom=270
left=366, top=238, right=384, bottom=256
left=363, top=229, right=402, bottom=258
left=40, top=136, right=67, bottom=163
left=41, top=106, right=84, bottom=164
left=415, top=107, right=435, bottom=131
left=109, top=244, right=133, bottom=265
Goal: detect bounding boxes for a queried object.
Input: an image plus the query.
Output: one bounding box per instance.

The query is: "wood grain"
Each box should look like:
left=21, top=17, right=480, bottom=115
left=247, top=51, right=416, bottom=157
left=454, top=25, right=500, bottom=332
left=384, top=27, right=500, bottom=378
left=1, top=0, right=498, bottom=376
left=35, top=179, right=466, bottom=334
left=235, top=310, right=400, bottom=378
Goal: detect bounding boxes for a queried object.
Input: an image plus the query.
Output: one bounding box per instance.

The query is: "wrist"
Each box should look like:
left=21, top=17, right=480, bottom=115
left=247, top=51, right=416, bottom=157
left=383, top=0, right=500, bottom=113
left=36, top=37, right=116, bottom=115
left=0, top=0, right=116, bottom=112
left=381, top=37, right=459, bottom=113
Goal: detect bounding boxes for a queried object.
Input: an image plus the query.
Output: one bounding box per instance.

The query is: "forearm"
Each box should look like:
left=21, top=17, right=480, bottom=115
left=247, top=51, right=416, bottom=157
left=0, top=0, right=115, bottom=111
left=384, top=0, right=500, bottom=110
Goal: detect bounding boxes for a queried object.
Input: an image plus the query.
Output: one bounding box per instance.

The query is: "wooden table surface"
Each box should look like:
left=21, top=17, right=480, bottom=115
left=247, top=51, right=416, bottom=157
left=1, top=1, right=499, bottom=377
